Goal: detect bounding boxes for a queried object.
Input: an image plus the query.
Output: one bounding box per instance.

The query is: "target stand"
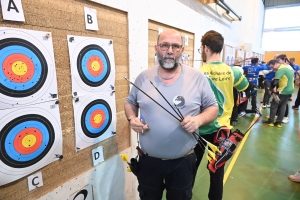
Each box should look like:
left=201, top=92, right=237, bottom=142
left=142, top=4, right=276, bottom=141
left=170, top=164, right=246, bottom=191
left=73, top=92, right=116, bottom=151
left=0, top=27, right=58, bottom=109
left=67, top=35, right=116, bottom=97
left=0, top=101, right=62, bottom=186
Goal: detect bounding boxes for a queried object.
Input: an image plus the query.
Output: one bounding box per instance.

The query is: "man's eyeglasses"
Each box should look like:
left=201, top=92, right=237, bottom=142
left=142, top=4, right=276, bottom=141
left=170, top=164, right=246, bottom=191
left=198, top=48, right=201, bottom=54
left=157, top=43, right=182, bottom=52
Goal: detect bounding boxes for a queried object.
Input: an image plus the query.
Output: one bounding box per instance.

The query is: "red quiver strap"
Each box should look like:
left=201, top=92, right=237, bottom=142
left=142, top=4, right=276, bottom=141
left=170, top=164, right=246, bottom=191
left=208, top=128, right=244, bottom=173
left=236, top=92, right=248, bottom=106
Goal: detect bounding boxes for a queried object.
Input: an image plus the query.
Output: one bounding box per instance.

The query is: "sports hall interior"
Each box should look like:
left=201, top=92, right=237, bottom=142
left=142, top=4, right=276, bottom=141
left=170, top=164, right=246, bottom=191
left=0, top=0, right=299, bottom=199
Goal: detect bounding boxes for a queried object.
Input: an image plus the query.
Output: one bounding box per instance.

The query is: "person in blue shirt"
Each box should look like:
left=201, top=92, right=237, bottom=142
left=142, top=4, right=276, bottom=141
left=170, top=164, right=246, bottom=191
left=261, top=63, right=276, bottom=108
left=241, top=58, right=266, bottom=113
left=290, top=57, right=300, bottom=80
left=290, top=58, right=300, bottom=110
left=258, top=61, right=267, bottom=89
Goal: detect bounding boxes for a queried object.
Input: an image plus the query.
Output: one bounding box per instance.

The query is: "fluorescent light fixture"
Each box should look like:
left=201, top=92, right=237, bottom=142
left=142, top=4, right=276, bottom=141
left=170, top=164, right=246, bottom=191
left=202, top=0, right=242, bottom=21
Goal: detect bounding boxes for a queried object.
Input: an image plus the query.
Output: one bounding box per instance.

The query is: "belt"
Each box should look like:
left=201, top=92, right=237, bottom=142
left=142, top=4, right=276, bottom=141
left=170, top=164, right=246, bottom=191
left=146, top=149, right=194, bottom=161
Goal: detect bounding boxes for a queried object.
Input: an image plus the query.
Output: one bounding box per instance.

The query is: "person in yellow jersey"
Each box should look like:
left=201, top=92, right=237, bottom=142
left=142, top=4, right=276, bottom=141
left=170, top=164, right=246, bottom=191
left=194, top=30, right=249, bottom=200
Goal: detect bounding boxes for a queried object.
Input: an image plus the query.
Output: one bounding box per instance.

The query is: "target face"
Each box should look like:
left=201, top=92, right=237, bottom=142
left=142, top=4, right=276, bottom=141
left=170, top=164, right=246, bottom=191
left=181, top=55, right=190, bottom=66
left=226, top=56, right=230, bottom=65
left=67, top=35, right=115, bottom=95
left=0, top=38, right=48, bottom=97
left=77, top=44, right=110, bottom=87
left=0, top=101, right=62, bottom=186
left=68, top=184, right=93, bottom=200
left=81, top=99, right=112, bottom=138
left=73, top=92, right=116, bottom=151
left=0, top=27, right=58, bottom=109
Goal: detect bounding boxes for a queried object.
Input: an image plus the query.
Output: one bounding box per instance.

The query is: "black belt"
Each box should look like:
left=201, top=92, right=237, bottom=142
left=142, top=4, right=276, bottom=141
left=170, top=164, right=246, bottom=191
left=145, top=149, right=194, bottom=160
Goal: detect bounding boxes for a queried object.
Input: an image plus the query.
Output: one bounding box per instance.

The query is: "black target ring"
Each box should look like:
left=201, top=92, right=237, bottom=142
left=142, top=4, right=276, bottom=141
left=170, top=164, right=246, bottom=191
left=77, top=44, right=111, bottom=87
left=0, top=38, right=48, bottom=97
left=0, top=114, right=55, bottom=168
left=81, top=99, right=112, bottom=138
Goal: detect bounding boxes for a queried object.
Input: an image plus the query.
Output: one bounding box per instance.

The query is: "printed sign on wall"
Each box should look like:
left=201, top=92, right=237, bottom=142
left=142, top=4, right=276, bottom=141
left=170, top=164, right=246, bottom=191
left=27, top=172, right=43, bottom=191
left=84, top=7, right=99, bottom=31
left=1, top=0, right=25, bottom=21
left=92, top=146, right=104, bottom=166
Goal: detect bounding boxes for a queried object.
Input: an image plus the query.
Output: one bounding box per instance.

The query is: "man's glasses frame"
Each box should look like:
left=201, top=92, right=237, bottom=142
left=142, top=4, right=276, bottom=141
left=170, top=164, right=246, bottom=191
left=157, top=43, right=183, bottom=52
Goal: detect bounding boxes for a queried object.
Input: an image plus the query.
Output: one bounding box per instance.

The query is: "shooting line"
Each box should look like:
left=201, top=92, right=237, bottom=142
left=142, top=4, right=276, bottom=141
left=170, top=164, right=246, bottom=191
left=223, top=105, right=262, bottom=184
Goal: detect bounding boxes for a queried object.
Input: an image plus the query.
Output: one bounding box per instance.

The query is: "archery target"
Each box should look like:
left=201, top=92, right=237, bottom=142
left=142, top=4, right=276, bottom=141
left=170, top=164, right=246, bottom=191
left=0, top=101, right=62, bottom=186
left=73, top=92, right=116, bottom=151
left=0, top=27, right=58, bottom=109
left=244, top=51, right=252, bottom=66
left=67, top=35, right=115, bottom=96
left=226, top=56, right=230, bottom=65
left=68, top=184, right=94, bottom=200
left=230, top=56, right=234, bottom=66
left=181, top=55, right=190, bottom=66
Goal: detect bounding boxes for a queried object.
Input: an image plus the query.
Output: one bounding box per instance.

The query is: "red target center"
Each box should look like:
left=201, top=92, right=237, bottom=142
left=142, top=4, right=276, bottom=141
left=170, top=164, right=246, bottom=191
left=14, top=128, right=43, bottom=154
left=90, top=109, right=106, bottom=128
left=87, top=55, right=104, bottom=76
left=3, top=54, right=35, bottom=83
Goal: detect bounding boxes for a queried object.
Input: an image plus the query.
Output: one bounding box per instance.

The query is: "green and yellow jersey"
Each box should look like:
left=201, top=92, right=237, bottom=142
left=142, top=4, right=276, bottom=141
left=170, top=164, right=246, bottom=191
left=275, top=64, right=294, bottom=95
left=199, top=62, right=249, bottom=135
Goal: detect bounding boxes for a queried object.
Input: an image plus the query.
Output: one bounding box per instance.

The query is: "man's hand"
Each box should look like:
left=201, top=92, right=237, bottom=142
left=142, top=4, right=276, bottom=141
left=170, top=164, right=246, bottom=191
left=180, top=116, right=200, bottom=133
left=129, top=117, right=148, bottom=134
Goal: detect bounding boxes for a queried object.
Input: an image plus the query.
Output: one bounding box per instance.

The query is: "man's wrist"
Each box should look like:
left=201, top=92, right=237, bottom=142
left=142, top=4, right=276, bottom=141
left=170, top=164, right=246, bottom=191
left=127, top=117, right=136, bottom=122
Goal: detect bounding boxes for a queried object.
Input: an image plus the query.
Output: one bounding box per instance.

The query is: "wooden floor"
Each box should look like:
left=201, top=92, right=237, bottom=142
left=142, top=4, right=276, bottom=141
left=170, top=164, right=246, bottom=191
left=193, top=87, right=300, bottom=200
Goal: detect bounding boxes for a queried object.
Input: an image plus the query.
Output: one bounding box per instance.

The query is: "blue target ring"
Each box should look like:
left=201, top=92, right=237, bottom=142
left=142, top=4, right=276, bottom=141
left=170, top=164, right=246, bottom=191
left=81, top=99, right=112, bottom=138
left=0, top=45, right=42, bottom=90
left=84, top=104, right=110, bottom=134
left=0, top=38, right=48, bottom=98
left=77, top=44, right=111, bottom=87
left=0, top=114, right=54, bottom=168
left=5, top=121, right=50, bottom=162
left=81, top=50, right=109, bottom=82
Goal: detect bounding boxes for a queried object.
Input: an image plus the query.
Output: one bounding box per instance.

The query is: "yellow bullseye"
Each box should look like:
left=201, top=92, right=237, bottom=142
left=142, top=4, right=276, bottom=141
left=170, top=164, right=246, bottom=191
left=94, top=114, right=103, bottom=124
left=22, top=134, right=36, bottom=148
left=91, top=61, right=100, bottom=71
left=11, top=61, right=28, bottom=76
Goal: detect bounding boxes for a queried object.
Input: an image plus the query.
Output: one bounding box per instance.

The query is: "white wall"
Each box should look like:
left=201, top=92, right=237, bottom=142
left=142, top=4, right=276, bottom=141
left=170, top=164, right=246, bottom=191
left=40, top=0, right=265, bottom=199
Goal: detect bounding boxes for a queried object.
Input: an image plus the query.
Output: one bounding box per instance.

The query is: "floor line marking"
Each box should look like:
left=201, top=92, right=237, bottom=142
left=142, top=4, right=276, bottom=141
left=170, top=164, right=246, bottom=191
left=223, top=106, right=262, bottom=185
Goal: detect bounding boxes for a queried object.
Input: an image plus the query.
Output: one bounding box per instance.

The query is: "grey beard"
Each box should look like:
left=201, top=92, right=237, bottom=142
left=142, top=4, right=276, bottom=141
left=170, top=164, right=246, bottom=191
left=158, top=57, right=180, bottom=71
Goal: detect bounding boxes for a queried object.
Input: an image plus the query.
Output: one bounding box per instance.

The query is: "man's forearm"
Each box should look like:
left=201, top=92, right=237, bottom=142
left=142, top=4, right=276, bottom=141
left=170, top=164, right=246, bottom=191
left=124, top=102, right=139, bottom=121
left=196, top=106, right=219, bottom=127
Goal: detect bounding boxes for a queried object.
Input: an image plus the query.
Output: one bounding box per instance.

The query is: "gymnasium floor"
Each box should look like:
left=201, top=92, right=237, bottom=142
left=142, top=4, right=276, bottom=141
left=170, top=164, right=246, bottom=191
left=193, top=87, right=300, bottom=200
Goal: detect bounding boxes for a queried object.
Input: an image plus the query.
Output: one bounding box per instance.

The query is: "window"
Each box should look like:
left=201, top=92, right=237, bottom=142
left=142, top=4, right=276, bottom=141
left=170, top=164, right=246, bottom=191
left=262, top=5, right=300, bottom=51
